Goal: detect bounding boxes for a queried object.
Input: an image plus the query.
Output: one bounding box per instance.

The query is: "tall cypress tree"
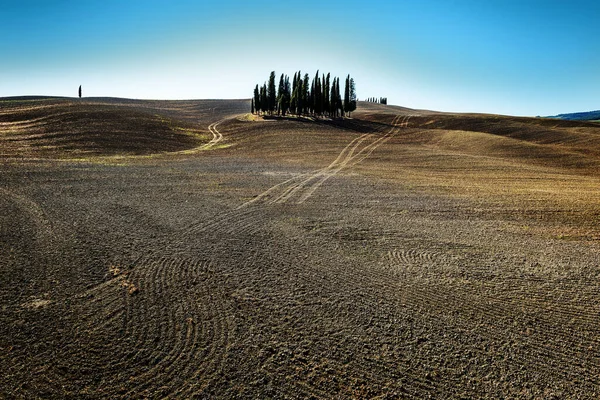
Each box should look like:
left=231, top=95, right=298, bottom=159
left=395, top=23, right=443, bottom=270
left=296, top=71, right=303, bottom=115
left=277, top=73, right=292, bottom=116
left=253, top=84, right=260, bottom=114
left=320, top=73, right=326, bottom=117
left=261, top=83, right=268, bottom=115
left=344, top=75, right=350, bottom=116
left=330, top=78, right=336, bottom=117
left=331, top=79, right=336, bottom=118
left=267, top=71, right=277, bottom=115
left=290, top=72, right=298, bottom=114
left=312, top=70, right=320, bottom=116
left=337, top=77, right=344, bottom=117
left=348, top=77, right=357, bottom=116
left=277, top=73, right=285, bottom=116
left=282, top=75, right=291, bottom=116
left=311, top=72, right=315, bottom=116
left=302, top=73, right=310, bottom=115
left=325, top=73, right=331, bottom=118
left=294, top=72, right=301, bottom=115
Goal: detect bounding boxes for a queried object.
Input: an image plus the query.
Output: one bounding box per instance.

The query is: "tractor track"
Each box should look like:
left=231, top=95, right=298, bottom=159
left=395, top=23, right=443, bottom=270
left=242, top=114, right=412, bottom=206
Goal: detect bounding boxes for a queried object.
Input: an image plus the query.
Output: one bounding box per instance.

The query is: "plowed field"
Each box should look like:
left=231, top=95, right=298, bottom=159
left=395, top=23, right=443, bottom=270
left=2, top=97, right=600, bottom=398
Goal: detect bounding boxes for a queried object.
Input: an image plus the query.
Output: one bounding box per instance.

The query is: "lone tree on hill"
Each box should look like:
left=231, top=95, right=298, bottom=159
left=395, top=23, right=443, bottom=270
left=78, top=85, right=82, bottom=98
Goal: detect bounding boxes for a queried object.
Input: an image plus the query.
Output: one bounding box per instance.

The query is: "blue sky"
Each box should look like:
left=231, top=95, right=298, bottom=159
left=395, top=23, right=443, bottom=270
left=1, top=0, right=599, bottom=116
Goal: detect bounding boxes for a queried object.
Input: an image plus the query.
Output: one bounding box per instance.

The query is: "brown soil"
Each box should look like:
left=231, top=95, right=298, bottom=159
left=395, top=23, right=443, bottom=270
left=1, top=98, right=600, bottom=398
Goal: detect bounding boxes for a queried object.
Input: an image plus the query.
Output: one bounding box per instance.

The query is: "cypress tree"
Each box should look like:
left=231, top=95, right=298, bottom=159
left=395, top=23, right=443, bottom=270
left=302, top=73, right=310, bottom=115
left=268, top=71, right=277, bottom=115
left=261, top=84, right=268, bottom=115
left=337, top=78, right=345, bottom=117
left=320, top=73, right=326, bottom=117
left=283, top=75, right=291, bottom=116
left=251, top=98, right=255, bottom=114
left=312, top=70, right=320, bottom=116
left=331, top=78, right=340, bottom=118
left=334, top=77, right=341, bottom=117
left=330, top=78, right=336, bottom=117
left=344, top=75, right=350, bottom=116
left=278, top=73, right=285, bottom=115
left=277, top=73, right=292, bottom=116
left=311, top=72, right=316, bottom=115
left=325, top=73, right=331, bottom=117
left=331, top=79, right=336, bottom=117
left=348, top=77, right=357, bottom=116
left=253, top=84, right=260, bottom=114
left=296, top=71, right=303, bottom=115
left=294, top=72, right=301, bottom=115
left=290, top=72, right=298, bottom=115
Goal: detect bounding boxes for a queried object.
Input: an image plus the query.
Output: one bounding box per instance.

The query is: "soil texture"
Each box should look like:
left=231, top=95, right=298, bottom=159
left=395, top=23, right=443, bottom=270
left=2, top=98, right=600, bottom=398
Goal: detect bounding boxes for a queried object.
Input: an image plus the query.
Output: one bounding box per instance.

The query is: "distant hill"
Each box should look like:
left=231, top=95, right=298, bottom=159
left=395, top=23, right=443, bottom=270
left=550, top=110, right=600, bottom=121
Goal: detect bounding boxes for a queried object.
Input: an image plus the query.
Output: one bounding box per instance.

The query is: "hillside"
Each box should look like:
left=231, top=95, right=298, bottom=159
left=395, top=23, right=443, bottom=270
left=2, top=98, right=600, bottom=398
left=0, top=97, right=248, bottom=159
left=550, top=109, right=600, bottom=121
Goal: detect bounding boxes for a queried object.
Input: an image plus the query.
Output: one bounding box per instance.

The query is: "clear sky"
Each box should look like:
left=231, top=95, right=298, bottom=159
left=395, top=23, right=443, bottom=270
left=1, top=0, right=599, bottom=116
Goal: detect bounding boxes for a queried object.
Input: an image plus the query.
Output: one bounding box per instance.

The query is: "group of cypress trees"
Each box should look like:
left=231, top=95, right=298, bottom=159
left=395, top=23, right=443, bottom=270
left=251, top=71, right=356, bottom=118
left=365, top=97, right=387, bottom=105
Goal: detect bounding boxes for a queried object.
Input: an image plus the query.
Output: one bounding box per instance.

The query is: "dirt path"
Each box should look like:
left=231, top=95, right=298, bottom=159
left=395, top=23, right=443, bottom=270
left=179, top=114, right=409, bottom=243
left=241, top=114, right=412, bottom=206
left=204, top=119, right=224, bottom=149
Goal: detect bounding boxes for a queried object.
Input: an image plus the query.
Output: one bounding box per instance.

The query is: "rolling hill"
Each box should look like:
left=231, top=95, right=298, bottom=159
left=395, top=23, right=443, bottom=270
left=549, top=109, right=600, bottom=121
left=2, top=97, right=600, bottom=398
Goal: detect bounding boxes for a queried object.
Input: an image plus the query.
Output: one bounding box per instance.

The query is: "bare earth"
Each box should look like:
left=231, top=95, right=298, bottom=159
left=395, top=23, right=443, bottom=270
left=1, top=98, right=600, bottom=398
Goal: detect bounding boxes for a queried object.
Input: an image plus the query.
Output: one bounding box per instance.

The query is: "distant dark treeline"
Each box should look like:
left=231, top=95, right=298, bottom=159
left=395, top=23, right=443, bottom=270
left=550, top=110, right=600, bottom=121
left=251, top=71, right=356, bottom=118
left=365, top=97, right=387, bottom=105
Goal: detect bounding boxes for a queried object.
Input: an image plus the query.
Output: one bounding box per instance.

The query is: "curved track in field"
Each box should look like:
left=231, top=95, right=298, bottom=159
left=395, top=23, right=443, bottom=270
left=180, top=114, right=410, bottom=242
left=186, top=118, right=225, bottom=153
left=242, top=114, right=412, bottom=206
